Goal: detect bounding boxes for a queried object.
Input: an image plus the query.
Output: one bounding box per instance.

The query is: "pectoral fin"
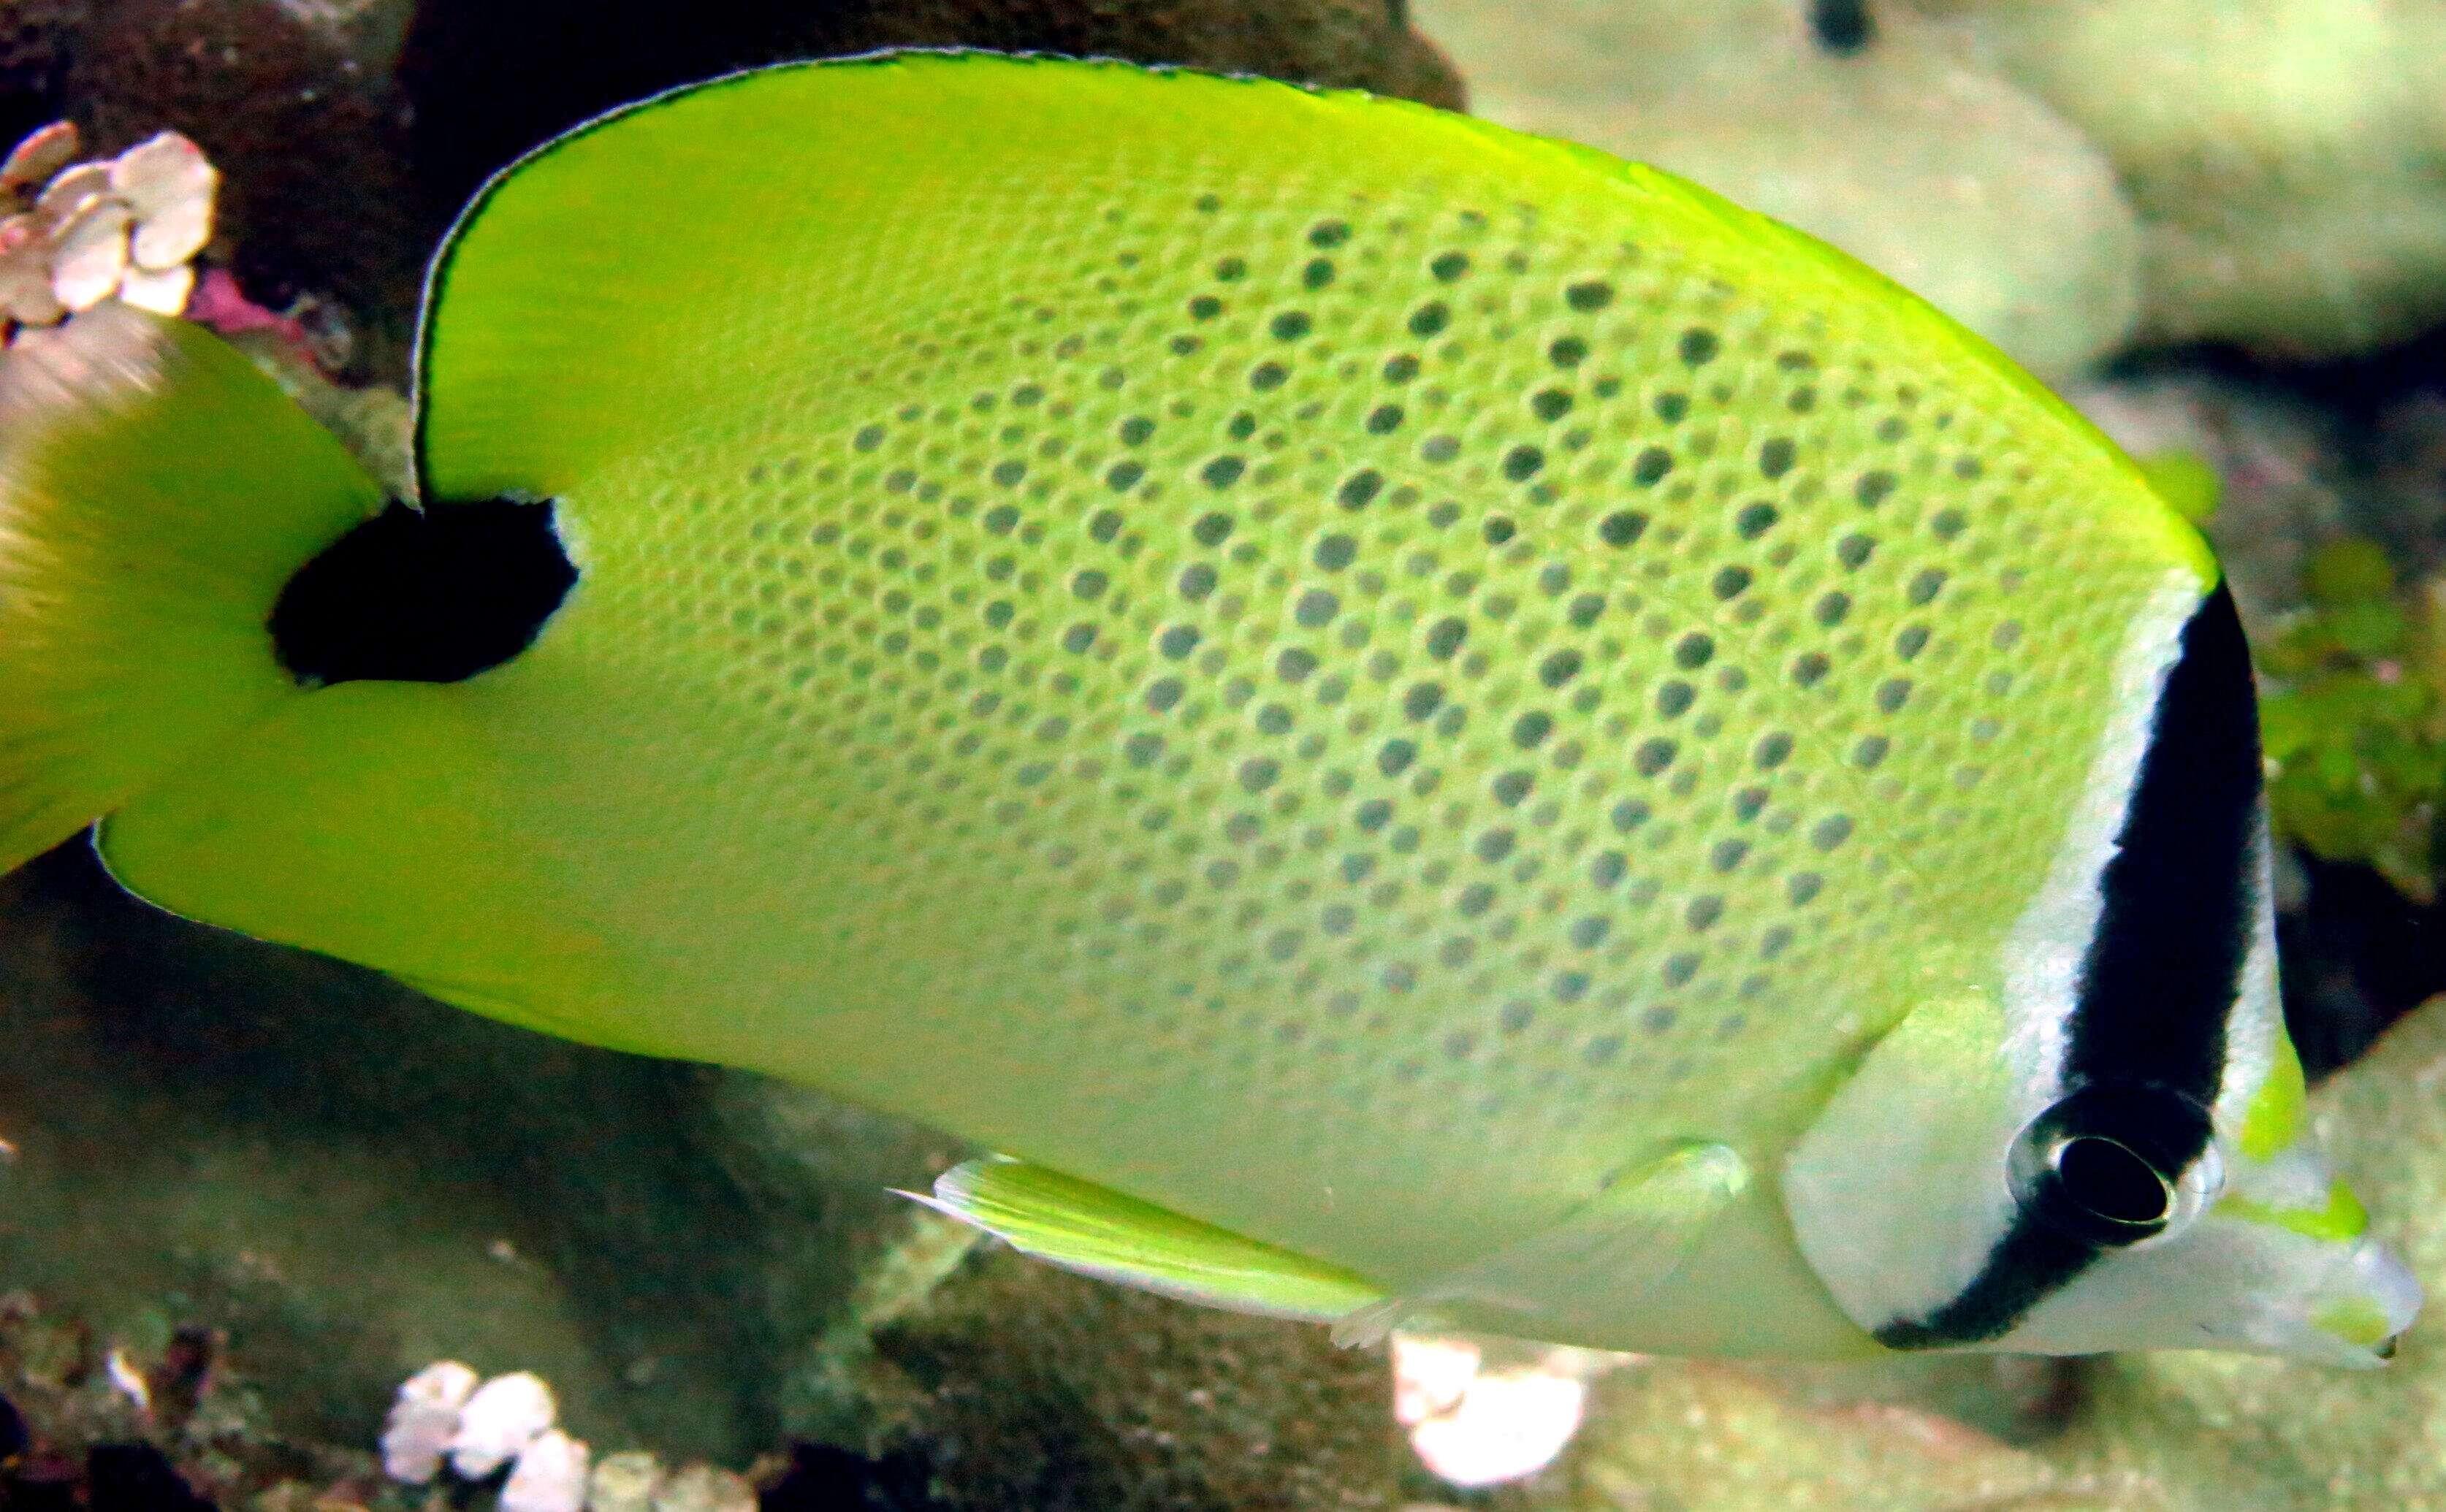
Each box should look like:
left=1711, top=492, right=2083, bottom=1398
left=902, top=1157, right=1388, bottom=1325
left=1332, top=1140, right=1750, bottom=1347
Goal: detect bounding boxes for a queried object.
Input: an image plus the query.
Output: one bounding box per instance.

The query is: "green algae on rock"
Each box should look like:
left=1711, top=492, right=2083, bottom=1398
left=2256, top=540, right=2446, bottom=903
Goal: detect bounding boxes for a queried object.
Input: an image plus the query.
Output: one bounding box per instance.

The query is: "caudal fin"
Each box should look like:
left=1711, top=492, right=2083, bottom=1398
left=0, top=303, right=381, bottom=873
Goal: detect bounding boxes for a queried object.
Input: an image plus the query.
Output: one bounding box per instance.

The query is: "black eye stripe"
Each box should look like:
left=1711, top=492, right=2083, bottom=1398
left=1875, top=1225, right=2098, bottom=1351
left=2062, top=580, right=2258, bottom=1126
left=1876, top=583, right=2260, bottom=1350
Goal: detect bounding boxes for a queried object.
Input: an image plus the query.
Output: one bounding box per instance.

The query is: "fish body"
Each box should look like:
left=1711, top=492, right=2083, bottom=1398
left=0, top=53, right=2417, bottom=1362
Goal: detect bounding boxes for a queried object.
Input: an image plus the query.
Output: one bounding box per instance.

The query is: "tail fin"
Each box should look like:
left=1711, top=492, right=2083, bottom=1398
left=0, top=303, right=381, bottom=874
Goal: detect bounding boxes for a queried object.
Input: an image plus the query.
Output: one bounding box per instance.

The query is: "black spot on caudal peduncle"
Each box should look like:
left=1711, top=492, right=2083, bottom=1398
left=1810, top=0, right=1875, bottom=53
left=270, top=497, right=577, bottom=687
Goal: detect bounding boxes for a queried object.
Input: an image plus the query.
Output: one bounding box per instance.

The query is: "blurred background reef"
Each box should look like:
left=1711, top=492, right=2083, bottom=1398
left=1, top=0, right=2444, bottom=1507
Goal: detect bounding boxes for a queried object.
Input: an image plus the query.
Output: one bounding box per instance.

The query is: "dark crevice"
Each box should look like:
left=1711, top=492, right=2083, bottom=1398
left=2105, top=321, right=2446, bottom=429
left=1809, top=0, right=1875, bottom=53
left=761, top=1442, right=944, bottom=1511
left=269, top=497, right=576, bottom=687
left=85, top=1443, right=216, bottom=1512
left=2281, top=851, right=2446, bottom=1077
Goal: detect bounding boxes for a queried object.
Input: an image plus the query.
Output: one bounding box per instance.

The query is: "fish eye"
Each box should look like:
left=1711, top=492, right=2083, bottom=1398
left=2052, top=1135, right=2171, bottom=1229
left=2008, top=1085, right=2222, bottom=1248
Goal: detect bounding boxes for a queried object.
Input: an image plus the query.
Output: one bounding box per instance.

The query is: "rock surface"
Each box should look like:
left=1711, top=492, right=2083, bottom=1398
left=1408, top=0, right=2144, bottom=381
left=1920, top=0, right=2446, bottom=359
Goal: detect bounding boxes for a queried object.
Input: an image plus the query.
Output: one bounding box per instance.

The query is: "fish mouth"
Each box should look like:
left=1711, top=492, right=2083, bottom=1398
left=2309, top=1239, right=2423, bottom=1366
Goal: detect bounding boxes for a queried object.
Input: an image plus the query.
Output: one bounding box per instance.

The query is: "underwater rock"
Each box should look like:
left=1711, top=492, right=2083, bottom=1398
left=0, top=848, right=770, bottom=1462
left=0, top=1288, right=400, bottom=1510
left=816, top=1228, right=1407, bottom=1511
left=649, top=1463, right=761, bottom=1512
left=1423, top=0, right=2446, bottom=368
left=2367, top=371, right=2446, bottom=575
left=1555, top=1361, right=2104, bottom=1512
left=1407, top=0, right=2143, bottom=381
left=697, top=1078, right=968, bottom=1447
left=1916, top=0, right=2446, bottom=359
left=0, top=2, right=83, bottom=154
left=587, top=1449, right=669, bottom=1512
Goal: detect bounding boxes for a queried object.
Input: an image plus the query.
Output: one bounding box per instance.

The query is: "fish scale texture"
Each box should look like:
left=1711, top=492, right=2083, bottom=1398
left=108, top=56, right=2210, bottom=1299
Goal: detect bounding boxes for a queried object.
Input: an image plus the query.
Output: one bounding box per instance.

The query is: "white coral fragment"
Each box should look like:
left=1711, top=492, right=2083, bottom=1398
left=381, top=1359, right=478, bottom=1483
left=117, top=261, right=196, bottom=317
left=50, top=199, right=132, bottom=313
left=32, top=163, right=109, bottom=228
left=1406, top=1364, right=1587, bottom=1488
left=371, top=1358, right=769, bottom=1512
left=1392, top=1334, right=1606, bottom=1489
left=0, top=122, right=77, bottom=198
left=112, top=133, right=217, bottom=271
left=0, top=121, right=218, bottom=340
left=448, top=1370, right=558, bottom=1478
left=0, top=217, right=65, bottom=326
left=500, top=1427, right=590, bottom=1512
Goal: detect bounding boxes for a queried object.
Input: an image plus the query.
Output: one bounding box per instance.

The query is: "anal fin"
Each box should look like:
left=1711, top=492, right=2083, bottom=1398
left=1331, top=1140, right=1750, bottom=1348
left=900, top=1156, right=1387, bottom=1325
